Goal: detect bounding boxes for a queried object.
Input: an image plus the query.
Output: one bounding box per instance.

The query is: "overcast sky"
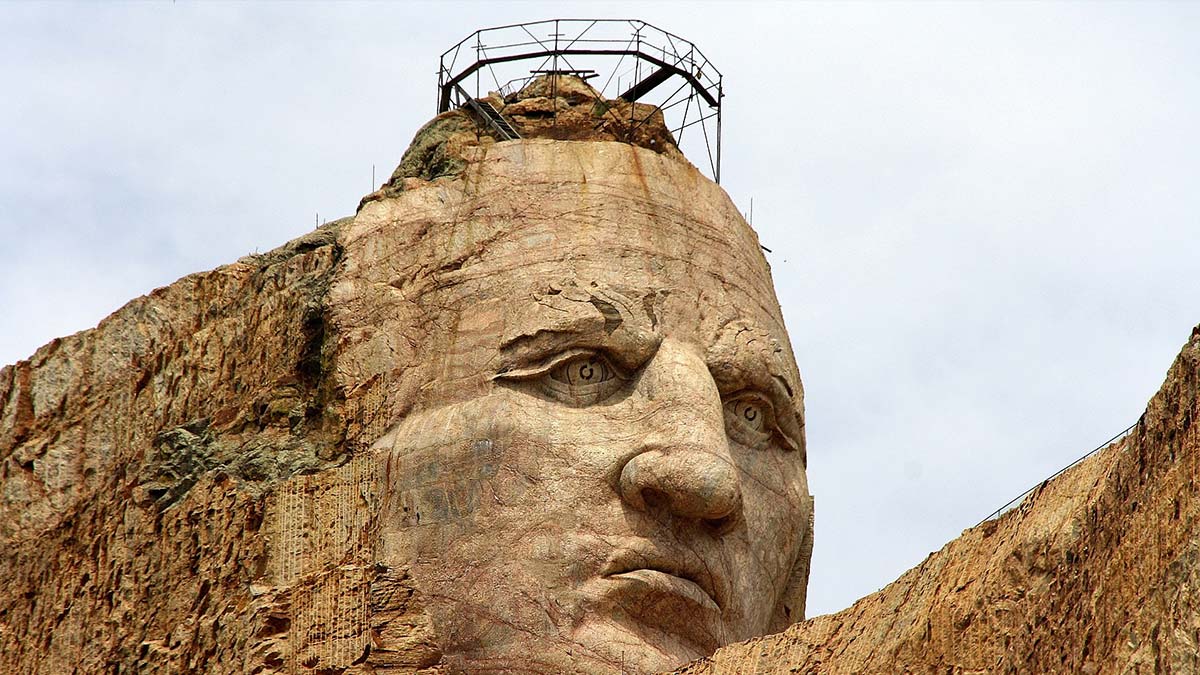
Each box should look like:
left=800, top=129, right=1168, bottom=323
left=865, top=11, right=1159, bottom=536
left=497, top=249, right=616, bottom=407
left=3, top=1, right=1198, bottom=619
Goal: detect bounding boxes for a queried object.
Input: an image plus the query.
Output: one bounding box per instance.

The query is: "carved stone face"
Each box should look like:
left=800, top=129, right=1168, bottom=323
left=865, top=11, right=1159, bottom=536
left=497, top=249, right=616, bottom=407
left=362, top=141, right=812, bottom=673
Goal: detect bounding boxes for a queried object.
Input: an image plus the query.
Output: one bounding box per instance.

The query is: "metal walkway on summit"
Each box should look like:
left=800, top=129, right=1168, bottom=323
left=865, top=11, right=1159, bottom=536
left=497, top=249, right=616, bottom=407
left=436, top=19, right=725, bottom=183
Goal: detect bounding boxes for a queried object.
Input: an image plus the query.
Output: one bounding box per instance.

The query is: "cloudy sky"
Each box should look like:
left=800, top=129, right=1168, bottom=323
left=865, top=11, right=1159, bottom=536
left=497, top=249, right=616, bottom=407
left=3, top=2, right=1198, bottom=619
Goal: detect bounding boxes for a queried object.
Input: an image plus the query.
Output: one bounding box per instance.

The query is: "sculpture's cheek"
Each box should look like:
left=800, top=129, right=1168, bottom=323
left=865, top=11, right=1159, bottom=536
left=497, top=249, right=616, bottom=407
left=376, top=391, right=628, bottom=578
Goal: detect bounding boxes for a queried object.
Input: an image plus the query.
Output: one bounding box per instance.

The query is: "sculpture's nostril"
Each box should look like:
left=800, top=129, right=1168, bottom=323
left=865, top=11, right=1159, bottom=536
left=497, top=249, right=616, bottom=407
left=705, top=513, right=737, bottom=535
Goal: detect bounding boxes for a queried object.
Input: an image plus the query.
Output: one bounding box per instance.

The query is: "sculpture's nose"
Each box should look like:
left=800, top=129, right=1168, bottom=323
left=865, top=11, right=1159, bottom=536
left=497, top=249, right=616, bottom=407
left=617, top=341, right=743, bottom=533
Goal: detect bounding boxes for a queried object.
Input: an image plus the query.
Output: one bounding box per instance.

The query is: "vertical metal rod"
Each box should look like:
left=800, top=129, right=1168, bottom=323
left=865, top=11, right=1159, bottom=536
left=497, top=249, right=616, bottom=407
left=715, top=81, right=723, bottom=184
left=552, top=20, right=559, bottom=126
left=631, top=28, right=640, bottom=128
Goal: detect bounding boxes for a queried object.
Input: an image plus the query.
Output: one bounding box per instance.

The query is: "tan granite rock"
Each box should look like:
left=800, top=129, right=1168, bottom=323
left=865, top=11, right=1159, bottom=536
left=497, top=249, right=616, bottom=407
left=0, top=224, right=351, bottom=673
left=337, top=137, right=812, bottom=673
left=2, top=96, right=813, bottom=673
left=3, top=80, right=1197, bottom=675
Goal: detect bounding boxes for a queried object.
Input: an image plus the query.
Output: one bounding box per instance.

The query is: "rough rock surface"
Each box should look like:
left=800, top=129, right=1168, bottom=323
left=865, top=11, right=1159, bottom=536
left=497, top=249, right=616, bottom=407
left=341, top=137, right=812, bottom=673
left=2, top=82, right=1197, bottom=675
left=677, top=326, right=1200, bottom=674
left=2, top=96, right=811, bottom=674
left=0, top=223, right=355, bottom=672
left=375, top=75, right=682, bottom=206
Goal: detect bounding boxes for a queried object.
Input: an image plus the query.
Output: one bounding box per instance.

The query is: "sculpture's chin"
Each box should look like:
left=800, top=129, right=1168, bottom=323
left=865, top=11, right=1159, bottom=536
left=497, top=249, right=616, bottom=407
left=571, top=615, right=714, bottom=672
left=437, top=608, right=713, bottom=674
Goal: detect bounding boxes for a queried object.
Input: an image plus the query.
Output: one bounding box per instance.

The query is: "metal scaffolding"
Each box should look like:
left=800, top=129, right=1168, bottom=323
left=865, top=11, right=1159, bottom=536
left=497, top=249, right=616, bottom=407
left=437, top=19, right=725, bottom=183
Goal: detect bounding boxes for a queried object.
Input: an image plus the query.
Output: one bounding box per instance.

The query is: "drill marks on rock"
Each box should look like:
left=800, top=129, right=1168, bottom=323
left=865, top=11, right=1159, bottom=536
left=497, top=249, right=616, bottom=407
left=290, top=564, right=370, bottom=673
left=0, top=222, right=351, bottom=673
left=274, top=454, right=378, bottom=672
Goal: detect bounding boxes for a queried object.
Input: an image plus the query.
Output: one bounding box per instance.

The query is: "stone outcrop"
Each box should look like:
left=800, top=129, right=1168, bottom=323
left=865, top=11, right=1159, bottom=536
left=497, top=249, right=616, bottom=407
left=373, top=74, right=682, bottom=207
left=677, top=326, right=1200, bottom=674
left=2, top=80, right=813, bottom=674
left=0, top=224, right=353, bottom=672
left=339, top=135, right=812, bottom=672
left=2, top=74, right=1197, bottom=675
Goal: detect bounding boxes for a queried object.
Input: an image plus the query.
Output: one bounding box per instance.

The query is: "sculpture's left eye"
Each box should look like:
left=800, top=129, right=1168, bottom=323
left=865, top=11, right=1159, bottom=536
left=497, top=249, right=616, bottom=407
left=549, top=354, right=614, bottom=386
left=540, top=353, right=625, bottom=405
left=496, top=351, right=627, bottom=406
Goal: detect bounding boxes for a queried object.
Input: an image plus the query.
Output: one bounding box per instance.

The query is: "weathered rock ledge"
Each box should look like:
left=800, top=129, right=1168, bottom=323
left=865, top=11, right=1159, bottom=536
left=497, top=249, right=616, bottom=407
left=0, top=220, right=354, bottom=672
left=2, top=116, right=1196, bottom=672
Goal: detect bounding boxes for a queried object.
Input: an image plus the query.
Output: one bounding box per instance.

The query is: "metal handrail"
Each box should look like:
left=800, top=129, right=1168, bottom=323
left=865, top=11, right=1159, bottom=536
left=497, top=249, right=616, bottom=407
left=439, top=19, right=720, bottom=83
left=977, top=422, right=1138, bottom=525
left=434, top=19, right=725, bottom=183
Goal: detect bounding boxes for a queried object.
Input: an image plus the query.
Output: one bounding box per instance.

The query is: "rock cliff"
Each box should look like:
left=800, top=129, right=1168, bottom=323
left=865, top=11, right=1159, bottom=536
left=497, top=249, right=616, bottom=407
left=0, top=224, right=353, bottom=672
left=2, top=78, right=1196, bottom=674
left=3, top=79, right=809, bottom=673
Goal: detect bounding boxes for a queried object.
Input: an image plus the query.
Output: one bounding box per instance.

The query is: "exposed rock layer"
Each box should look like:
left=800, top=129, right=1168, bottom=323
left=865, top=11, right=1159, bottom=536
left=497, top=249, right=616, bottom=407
left=339, top=137, right=811, bottom=673
left=677, top=326, right=1200, bottom=674
left=2, top=101, right=1197, bottom=674
left=2, top=126, right=808, bottom=674
left=0, top=224, right=352, bottom=672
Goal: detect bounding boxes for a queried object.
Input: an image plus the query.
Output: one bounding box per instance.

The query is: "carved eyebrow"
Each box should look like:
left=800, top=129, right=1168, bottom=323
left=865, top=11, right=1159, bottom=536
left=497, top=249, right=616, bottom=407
left=708, top=353, right=794, bottom=409
left=705, top=324, right=792, bottom=390
left=496, top=313, right=661, bottom=374
left=705, top=326, right=804, bottom=439
left=496, top=285, right=662, bottom=373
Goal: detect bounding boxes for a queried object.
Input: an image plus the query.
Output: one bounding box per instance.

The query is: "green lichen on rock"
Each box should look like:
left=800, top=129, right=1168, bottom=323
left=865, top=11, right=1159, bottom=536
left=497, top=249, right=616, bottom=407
left=390, top=110, right=483, bottom=183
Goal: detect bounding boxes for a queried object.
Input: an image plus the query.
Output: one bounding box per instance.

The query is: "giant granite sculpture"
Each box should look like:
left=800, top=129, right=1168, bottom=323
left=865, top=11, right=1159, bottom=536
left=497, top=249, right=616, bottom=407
left=347, top=74, right=813, bottom=673
left=1, top=69, right=1196, bottom=675
left=0, top=74, right=811, bottom=673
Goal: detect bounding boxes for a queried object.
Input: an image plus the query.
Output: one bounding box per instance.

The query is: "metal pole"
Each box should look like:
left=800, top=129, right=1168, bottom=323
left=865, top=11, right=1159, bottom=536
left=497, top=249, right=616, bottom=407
left=552, top=20, right=558, bottom=124
left=715, top=81, right=723, bottom=184
left=632, top=28, right=640, bottom=128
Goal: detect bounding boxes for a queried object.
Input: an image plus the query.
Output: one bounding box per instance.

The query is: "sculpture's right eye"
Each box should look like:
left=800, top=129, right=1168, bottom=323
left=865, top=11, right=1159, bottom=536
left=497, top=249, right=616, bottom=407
left=496, top=350, right=628, bottom=406
left=541, top=352, right=625, bottom=405
left=549, top=354, right=615, bottom=387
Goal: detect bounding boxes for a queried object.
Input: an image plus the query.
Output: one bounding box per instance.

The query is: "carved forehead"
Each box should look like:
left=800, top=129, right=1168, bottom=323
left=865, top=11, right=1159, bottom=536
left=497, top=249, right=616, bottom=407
left=360, top=141, right=777, bottom=305
left=336, top=140, right=799, bottom=414
left=416, top=184, right=786, bottom=339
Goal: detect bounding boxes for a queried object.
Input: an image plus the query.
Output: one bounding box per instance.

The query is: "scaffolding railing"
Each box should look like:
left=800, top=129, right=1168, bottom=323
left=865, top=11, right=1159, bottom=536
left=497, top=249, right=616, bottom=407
left=436, top=19, right=725, bottom=183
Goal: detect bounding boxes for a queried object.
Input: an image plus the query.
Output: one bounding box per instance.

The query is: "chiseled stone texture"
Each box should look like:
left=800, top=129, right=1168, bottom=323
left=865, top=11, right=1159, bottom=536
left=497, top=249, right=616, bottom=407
left=1, top=127, right=814, bottom=673
left=4, top=84, right=1197, bottom=673
left=335, top=138, right=812, bottom=673
left=677, top=327, right=1200, bottom=674
left=0, top=225, right=352, bottom=673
